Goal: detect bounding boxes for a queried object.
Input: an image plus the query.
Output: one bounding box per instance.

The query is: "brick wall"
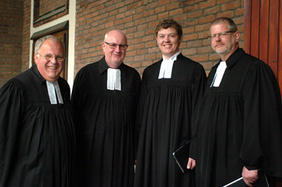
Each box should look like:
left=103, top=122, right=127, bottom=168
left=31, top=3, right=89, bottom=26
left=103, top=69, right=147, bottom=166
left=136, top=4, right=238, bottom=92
left=0, top=0, right=24, bottom=87
left=21, top=0, right=31, bottom=72
left=75, top=0, right=245, bottom=76
left=1, top=0, right=245, bottom=88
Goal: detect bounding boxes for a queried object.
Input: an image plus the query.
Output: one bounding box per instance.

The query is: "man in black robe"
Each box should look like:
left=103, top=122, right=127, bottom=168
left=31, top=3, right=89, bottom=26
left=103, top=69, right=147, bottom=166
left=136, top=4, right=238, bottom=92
left=0, top=35, right=75, bottom=187
left=134, top=18, right=206, bottom=187
left=71, top=30, right=141, bottom=187
left=194, top=17, right=282, bottom=187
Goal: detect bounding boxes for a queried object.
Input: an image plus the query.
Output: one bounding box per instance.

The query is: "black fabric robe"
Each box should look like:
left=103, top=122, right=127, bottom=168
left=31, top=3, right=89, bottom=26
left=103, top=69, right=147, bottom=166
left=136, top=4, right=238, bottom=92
left=0, top=64, right=75, bottom=187
left=134, top=53, right=206, bottom=187
left=194, top=48, right=282, bottom=187
left=71, top=57, right=141, bottom=187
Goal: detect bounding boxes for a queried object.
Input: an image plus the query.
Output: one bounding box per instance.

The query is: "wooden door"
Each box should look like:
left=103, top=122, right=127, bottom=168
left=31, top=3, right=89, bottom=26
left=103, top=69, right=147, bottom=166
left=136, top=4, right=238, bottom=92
left=52, top=30, right=68, bottom=80
left=244, top=1, right=282, bottom=186
left=244, top=0, right=282, bottom=97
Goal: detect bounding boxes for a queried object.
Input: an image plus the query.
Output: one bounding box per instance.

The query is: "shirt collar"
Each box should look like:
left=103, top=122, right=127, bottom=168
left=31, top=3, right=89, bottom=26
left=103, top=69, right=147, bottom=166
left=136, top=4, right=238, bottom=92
left=222, top=48, right=245, bottom=69
left=98, top=56, right=127, bottom=77
left=31, top=63, right=48, bottom=84
left=162, top=51, right=180, bottom=62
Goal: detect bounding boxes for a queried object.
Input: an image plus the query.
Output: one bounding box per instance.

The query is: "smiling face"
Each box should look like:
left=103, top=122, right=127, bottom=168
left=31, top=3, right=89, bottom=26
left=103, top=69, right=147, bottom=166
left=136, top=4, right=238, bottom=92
left=34, top=39, right=65, bottom=82
left=156, top=27, right=181, bottom=59
left=102, top=30, right=127, bottom=69
left=210, top=23, right=240, bottom=61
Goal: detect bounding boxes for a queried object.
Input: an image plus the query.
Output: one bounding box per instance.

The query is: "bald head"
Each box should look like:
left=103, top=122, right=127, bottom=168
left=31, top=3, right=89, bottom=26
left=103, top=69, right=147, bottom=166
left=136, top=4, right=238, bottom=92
left=102, top=30, right=128, bottom=69
left=104, top=30, right=127, bottom=43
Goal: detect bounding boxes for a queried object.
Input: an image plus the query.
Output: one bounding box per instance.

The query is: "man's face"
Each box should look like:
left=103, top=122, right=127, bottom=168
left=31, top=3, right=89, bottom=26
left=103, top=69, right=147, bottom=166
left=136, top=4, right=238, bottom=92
left=102, top=31, right=127, bottom=69
left=34, top=39, right=64, bottom=82
left=156, top=27, right=181, bottom=59
left=210, top=23, right=240, bottom=60
left=34, top=39, right=65, bottom=82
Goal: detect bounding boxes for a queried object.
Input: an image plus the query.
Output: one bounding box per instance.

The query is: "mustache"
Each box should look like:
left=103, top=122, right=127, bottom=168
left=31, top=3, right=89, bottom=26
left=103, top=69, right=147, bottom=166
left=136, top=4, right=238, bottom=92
left=215, top=42, right=225, bottom=47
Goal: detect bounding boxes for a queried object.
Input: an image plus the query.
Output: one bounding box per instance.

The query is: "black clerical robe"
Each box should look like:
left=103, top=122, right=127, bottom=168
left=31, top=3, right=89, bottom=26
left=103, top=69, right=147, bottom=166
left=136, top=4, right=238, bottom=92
left=0, top=65, right=75, bottom=187
left=71, top=57, right=141, bottom=187
left=134, top=53, right=206, bottom=187
left=195, top=48, right=282, bottom=187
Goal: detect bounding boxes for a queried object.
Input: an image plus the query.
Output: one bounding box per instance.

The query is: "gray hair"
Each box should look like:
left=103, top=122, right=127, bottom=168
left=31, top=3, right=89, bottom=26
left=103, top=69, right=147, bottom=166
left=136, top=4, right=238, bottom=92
left=34, top=35, right=65, bottom=54
left=210, top=17, right=238, bottom=32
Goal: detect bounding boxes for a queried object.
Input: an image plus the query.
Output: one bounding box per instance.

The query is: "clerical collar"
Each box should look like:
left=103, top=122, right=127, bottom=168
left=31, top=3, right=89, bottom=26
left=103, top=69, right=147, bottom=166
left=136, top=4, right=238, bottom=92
left=210, top=61, right=227, bottom=87
left=46, top=80, right=64, bottom=104
left=107, top=68, right=121, bottom=91
left=158, top=51, right=180, bottom=79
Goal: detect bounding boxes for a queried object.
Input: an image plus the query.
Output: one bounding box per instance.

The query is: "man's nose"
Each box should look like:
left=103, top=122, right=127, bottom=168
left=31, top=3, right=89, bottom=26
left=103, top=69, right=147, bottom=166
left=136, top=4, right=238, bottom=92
left=50, top=56, right=58, bottom=63
left=164, top=36, right=170, bottom=42
left=114, top=45, right=121, bottom=52
left=215, top=35, right=222, bottom=41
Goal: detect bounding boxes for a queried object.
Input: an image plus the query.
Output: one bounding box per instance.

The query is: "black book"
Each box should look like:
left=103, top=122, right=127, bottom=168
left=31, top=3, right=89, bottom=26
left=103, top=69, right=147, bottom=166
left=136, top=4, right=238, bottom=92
left=172, top=141, right=190, bottom=173
left=223, top=177, right=248, bottom=187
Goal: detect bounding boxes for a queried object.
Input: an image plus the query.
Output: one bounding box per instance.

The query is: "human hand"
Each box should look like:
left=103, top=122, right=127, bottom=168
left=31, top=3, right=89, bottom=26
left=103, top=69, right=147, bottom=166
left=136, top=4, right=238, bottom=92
left=242, top=166, right=259, bottom=186
left=187, top=158, right=196, bottom=170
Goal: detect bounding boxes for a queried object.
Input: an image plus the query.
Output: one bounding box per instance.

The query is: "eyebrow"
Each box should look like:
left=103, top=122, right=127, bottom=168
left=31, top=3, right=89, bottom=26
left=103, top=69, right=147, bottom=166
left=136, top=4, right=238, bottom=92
left=158, top=33, right=177, bottom=35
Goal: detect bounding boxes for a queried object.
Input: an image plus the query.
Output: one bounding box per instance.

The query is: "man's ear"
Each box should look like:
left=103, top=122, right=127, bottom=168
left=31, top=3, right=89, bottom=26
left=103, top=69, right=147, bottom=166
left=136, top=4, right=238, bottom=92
left=102, top=41, right=107, bottom=48
left=34, top=53, right=39, bottom=64
left=101, top=42, right=106, bottom=52
left=179, top=36, right=182, bottom=44
left=234, top=31, right=240, bottom=42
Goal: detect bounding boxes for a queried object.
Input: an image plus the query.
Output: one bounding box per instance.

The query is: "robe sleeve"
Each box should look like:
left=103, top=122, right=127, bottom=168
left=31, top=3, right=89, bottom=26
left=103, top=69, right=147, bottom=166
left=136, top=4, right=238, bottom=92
left=71, top=68, right=90, bottom=151
left=135, top=69, right=148, bottom=153
left=189, top=64, right=207, bottom=160
left=240, top=61, right=263, bottom=169
left=240, top=60, right=282, bottom=177
left=257, top=62, right=282, bottom=177
left=191, top=64, right=207, bottom=113
left=71, top=69, right=87, bottom=113
left=0, top=79, right=26, bottom=184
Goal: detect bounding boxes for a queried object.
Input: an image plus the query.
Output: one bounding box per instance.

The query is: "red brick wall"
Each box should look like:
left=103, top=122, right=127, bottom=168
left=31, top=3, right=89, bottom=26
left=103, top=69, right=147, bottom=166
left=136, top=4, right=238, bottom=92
left=0, top=0, right=24, bottom=87
left=75, top=0, right=245, bottom=76
left=1, top=0, right=245, bottom=88
left=21, top=0, right=31, bottom=72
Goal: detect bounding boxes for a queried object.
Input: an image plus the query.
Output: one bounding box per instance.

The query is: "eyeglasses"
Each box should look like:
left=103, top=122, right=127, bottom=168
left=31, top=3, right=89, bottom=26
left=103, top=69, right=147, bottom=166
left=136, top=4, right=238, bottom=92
left=104, top=41, right=128, bottom=50
left=208, top=31, right=236, bottom=39
left=38, top=54, right=65, bottom=62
